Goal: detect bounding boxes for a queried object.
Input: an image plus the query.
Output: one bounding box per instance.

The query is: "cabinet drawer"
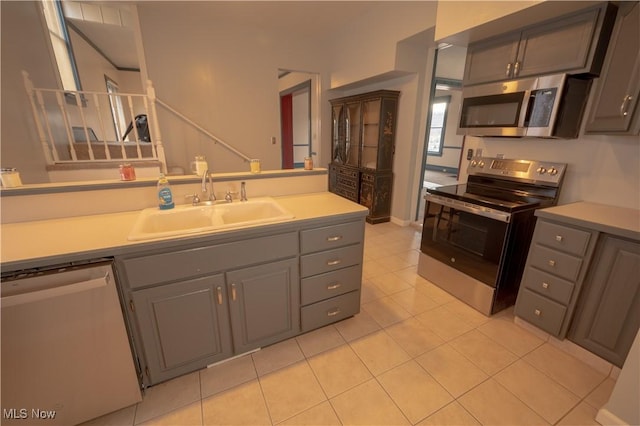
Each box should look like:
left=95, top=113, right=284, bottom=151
left=301, top=244, right=362, bottom=277
left=515, top=288, right=567, bottom=336
left=535, top=221, right=591, bottom=256
left=120, top=232, right=298, bottom=289
left=521, top=267, right=575, bottom=305
left=301, top=265, right=361, bottom=305
left=300, top=222, right=364, bottom=254
left=528, top=244, right=583, bottom=282
left=301, top=291, right=360, bottom=332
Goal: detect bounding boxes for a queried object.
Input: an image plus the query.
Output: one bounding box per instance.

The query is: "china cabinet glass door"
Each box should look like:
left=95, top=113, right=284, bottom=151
left=361, top=99, right=381, bottom=169
left=345, top=103, right=361, bottom=167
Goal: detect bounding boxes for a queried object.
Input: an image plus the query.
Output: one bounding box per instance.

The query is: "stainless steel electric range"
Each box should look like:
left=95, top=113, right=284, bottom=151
left=417, top=156, right=567, bottom=316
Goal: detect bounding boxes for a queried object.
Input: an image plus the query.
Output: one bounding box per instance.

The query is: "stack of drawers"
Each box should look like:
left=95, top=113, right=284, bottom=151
left=515, top=219, right=595, bottom=336
left=299, top=221, right=364, bottom=332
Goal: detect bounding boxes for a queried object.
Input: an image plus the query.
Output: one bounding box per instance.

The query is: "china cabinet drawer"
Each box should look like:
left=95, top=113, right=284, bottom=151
left=536, top=220, right=592, bottom=256
left=301, top=265, right=361, bottom=305
left=521, top=267, right=575, bottom=305
left=515, top=288, right=567, bottom=336
left=528, top=245, right=583, bottom=282
left=301, top=291, right=360, bottom=332
left=300, top=244, right=362, bottom=278
left=300, top=222, right=364, bottom=254
left=120, top=232, right=298, bottom=289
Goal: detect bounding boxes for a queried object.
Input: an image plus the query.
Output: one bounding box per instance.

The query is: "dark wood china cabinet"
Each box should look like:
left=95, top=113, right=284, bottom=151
left=329, top=90, right=399, bottom=224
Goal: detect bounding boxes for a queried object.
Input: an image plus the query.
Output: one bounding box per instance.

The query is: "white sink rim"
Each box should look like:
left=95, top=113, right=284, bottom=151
left=127, top=197, right=295, bottom=241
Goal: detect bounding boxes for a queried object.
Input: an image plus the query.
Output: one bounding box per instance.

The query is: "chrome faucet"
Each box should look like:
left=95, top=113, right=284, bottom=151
left=240, top=181, right=247, bottom=202
left=201, top=170, right=216, bottom=202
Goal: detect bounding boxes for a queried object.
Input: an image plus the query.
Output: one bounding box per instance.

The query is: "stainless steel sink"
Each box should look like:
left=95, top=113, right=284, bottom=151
left=128, top=197, right=294, bottom=241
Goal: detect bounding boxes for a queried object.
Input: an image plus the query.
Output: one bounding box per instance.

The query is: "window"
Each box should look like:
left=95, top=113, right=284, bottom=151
left=426, top=96, right=450, bottom=156
left=105, top=77, right=126, bottom=140
left=41, top=0, right=81, bottom=91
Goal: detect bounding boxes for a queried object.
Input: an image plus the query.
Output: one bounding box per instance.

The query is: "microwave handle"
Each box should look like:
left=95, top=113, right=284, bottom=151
left=518, top=90, right=533, bottom=127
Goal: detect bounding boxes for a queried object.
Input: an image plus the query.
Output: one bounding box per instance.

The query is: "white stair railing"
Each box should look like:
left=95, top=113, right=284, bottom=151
left=155, top=98, right=252, bottom=163
left=22, top=71, right=167, bottom=173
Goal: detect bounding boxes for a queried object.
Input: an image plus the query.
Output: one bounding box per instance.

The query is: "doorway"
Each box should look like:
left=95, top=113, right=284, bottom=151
left=415, top=45, right=467, bottom=225
left=280, top=80, right=311, bottom=169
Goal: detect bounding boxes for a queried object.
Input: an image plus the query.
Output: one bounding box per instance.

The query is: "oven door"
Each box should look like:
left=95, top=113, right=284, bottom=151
left=420, top=194, right=511, bottom=287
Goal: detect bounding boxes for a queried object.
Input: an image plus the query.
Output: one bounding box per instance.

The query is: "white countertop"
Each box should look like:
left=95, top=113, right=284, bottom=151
left=0, top=192, right=368, bottom=270
left=536, top=201, right=640, bottom=241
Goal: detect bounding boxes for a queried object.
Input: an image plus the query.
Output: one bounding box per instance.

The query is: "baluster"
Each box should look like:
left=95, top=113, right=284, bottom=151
left=22, top=72, right=55, bottom=164
left=94, top=92, right=111, bottom=160
left=146, top=80, right=167, bottom=174
left=56, top=91, right=77, bottom=161
left=75, top=92, right=95, bottom=161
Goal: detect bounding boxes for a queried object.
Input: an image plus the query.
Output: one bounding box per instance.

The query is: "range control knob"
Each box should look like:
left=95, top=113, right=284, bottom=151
left=471, top=160, right=478, bottom=167
left=478, top=161, right=485, bottom=167
left=548, top=167, right=558, bottom=176
left=537, top=166, right=547, bottom=174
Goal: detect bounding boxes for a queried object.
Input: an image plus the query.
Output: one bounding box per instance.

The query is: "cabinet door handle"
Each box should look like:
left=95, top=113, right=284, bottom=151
left=327, top=235, right=343, bottom=242
left=506, top=62, right=512, bottom=77
left=231, top=283, right=237, bottom=301
left=542, top=282, right=550, bottom=289
left=620, top=95, right=633, bottom=117
left=327, top=283, right=342, bottom=290
left=534, top=309, right=541, bottom=316
left=548, top=260, right=556, bottom=267
left=327, top=259, right=342, bottom=266
left=327, top=308, right=341, bottom=317
left=513, top=61, right=520, bottom=77
left=216, top=286, right=223, bottom=305
left=555, top=235, right=563, bottom=242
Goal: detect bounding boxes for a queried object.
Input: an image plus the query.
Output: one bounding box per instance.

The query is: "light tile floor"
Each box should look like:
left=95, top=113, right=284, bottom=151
left=83, top=222, right=616, bottom=426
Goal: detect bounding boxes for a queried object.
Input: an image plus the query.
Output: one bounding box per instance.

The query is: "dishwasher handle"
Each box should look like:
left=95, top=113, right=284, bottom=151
left=1, top=274, right=110, bottom=308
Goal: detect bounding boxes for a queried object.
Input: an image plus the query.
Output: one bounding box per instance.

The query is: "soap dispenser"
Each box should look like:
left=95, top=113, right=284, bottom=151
left=157, top=173, right=175, bottom=210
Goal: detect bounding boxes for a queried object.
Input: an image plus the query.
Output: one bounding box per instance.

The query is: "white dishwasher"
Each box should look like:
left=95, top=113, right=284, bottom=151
left=1, top=260, right=142, bottom=426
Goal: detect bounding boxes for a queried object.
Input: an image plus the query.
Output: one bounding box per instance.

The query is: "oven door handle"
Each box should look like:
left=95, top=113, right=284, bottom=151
left=425, top=194, right=511, bottom=223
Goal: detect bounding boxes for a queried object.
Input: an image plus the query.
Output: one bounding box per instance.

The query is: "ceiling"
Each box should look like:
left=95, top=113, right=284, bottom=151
left=65, top=1, right=382, bottom=71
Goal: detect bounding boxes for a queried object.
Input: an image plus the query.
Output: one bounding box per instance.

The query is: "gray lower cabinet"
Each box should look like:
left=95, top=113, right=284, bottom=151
left=515, top=219, right=597, bottom=338
left=226, top=258, right=299, bottom=354
left=118, top=218, right=365, bottom=386
left=516, top=215, right=640, bottom=367
left=131, top=275, right=233, bottom=384
left=568, top=236, right=640, bottom=367
left=299, top=221, right=364, bottom=332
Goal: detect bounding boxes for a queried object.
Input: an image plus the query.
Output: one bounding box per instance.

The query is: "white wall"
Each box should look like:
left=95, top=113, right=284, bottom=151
left=0, top=1, right=57, bottom=184
left=136, top=3, right=332, bottom=175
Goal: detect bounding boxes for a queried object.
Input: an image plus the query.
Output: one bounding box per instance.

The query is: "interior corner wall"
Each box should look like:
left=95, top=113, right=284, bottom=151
left=434, top=1, right=541, bottom=41
left=327, top=2, right=437, bottom=88
left=1, top=1, right=57, bottom=184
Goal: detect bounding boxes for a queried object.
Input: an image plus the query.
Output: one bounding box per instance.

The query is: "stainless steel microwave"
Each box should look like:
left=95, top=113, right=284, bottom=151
left=457, top=73, right=592, bottom=138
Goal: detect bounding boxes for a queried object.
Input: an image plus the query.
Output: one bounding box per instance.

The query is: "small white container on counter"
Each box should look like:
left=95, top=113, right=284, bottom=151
left=0, top=168, right=22, bottom=188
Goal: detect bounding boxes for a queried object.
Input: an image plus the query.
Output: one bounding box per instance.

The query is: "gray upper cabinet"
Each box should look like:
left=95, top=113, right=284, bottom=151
left=568, top=236, right=640, bottom=367
left=226, top=258, right=300, bottom=354
left=585, top=2, right=640, bottom=135
left=463, top=3, right=617, bottom=86
left=131, top=274, right=233, bottom=384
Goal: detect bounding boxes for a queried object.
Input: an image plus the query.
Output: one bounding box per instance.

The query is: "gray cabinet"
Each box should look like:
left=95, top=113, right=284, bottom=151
left=516, top=213, right=640, bottom=367
left=299, top=221, right=364, bottom=332
left=117, top=218, right=366, bottom=386
left=131, top=275, right=232, bottom=384
left=515, top=219, right=598, bottom=337
left=227, top=258, right=299, bottom=354
left=463, top=3, right=616, bottom=85
left=118, top=231, right=299, bottom=385
left=585, top=2, right=640, bottom=135
left=568, top=236, right=640, bottom=367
